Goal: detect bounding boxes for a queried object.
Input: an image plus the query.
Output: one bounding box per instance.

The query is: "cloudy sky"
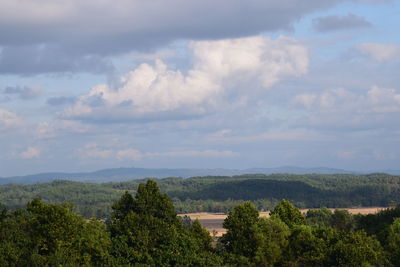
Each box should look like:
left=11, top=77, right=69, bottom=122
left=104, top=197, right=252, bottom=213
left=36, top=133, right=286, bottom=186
left=1, top=0, right=399, bottom=176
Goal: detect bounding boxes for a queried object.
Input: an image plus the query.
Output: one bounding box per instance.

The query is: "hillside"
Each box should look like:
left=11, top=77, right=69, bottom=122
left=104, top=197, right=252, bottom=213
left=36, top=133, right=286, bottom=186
left=0, top=166, right=365, bottom=184
left=1, top=173, right=400, bottom=217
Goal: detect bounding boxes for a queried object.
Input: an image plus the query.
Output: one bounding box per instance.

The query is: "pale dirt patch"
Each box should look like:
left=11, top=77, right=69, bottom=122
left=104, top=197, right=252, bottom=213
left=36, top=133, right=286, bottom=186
left=180, top=207, right=386, bottom=237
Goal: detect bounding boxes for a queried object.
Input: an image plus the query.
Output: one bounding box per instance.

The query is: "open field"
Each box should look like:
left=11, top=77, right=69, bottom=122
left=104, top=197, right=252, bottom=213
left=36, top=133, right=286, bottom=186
left=181, top=207, right=386, bottom=237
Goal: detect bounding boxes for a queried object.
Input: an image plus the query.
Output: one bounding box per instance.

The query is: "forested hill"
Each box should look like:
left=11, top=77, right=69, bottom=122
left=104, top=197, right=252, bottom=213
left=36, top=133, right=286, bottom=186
left=1, top=173, right=400, bottom=217
left=5, top=166, right=396, bottom=184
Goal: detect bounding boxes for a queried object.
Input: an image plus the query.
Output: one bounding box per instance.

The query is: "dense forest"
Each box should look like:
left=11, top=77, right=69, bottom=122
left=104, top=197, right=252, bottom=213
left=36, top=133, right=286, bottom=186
left=1, top=173, right=400, bottom=218
left=1, top=179, right=400, bottom=266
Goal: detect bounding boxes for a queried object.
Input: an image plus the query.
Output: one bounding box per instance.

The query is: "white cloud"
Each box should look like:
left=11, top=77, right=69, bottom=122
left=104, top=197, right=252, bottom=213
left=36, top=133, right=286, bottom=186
left=20, top=146, right=42, bottom=159
left=0, top=109, right=23, bottom=130
left=357, top=43, right=400, bottom=62
left=64, top=36, right=308, bottom=121
left=191, top=36, right=308, bottom=87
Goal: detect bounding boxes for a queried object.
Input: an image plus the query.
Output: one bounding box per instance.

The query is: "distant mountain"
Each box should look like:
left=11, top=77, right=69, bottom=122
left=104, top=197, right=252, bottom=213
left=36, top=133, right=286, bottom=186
left=0, top=166, right=398, bottom=185
left=0, top=168, right=240, bottom=185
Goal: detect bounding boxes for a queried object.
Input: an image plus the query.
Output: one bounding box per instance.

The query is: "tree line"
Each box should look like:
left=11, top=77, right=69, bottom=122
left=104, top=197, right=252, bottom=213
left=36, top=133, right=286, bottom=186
left=1, top=180, right=400, bottom=266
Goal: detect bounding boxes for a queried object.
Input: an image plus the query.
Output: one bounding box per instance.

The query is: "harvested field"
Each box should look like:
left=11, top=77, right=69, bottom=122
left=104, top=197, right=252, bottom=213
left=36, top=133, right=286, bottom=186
left=180, top=207, right=386, bottom=237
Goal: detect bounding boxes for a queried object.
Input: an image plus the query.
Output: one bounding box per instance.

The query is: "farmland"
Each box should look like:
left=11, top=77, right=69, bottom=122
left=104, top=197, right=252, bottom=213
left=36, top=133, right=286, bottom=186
left=182, top=207, right=386, bottom=236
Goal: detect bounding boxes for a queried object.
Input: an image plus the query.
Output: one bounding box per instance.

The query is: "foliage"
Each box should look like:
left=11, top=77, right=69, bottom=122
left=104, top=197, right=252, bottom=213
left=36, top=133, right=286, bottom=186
left=387, top=218, right=400, bottom=265
left=220, top=202, right=260, bottom=259
left=285, top=225, right=329, bottom=266
left=330, top=209, right=356, bottom=232
left=356, top=206, right=400, bottom=244
left=306, top=207, right=333, bottom=227
left=328, top=230, right=384, bottom=266
left=254, top=217, right=290, bottom=266
left=108, top=180, right=221, bottom=266
left=2, top=180, right=400, bottom=266
left=270, top=199, right=306, bottom=228
left=0, top=199, right=112, bottom=266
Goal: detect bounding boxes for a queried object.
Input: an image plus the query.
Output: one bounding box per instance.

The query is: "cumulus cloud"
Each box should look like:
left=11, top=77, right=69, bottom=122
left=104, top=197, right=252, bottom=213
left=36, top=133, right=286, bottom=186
left=2, top=85, right=43, bottom=100
left=78, top=144, right=238, bottom=160
left=312, top=13, right=372, bottom=32
left=0, top=109, right=23, bottom=130
left=357, top=43, right=400, bottom=62
left=20, top=147, right=42, bottom=159
left=64, top=36, right=309, bottom=122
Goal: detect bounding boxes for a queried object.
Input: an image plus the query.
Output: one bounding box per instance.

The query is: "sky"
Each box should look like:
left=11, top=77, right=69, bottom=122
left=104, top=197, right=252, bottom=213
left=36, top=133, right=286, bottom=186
left=0, top=0, right=399, bottom=176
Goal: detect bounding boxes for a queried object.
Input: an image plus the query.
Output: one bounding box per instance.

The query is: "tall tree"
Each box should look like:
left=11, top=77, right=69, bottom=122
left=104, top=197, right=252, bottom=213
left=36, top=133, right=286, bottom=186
left=220, top=202, right=259, bottom=258
left=254, top=217, right=290, bottom=266
left=0, top=199, right=112, bottom=266
left=270, top=199, right=306, bottom=228
left=108, top=180, right=220, bottom=266
left=387, top=218, right=400, bottom=265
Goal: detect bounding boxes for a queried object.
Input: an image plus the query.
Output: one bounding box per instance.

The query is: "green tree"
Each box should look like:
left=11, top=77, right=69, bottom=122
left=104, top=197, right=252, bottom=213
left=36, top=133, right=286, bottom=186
left=306, top=207, right=333, bottom=227
left=285, top=225, right=328, bottom=266
left=188, top=219, right=214, bottom=251
left=270, top=199, right=306, bottom=228
left=330, top=209, right=355, bottom=232
left=0, top=203, right=7, bottom=222
left=109, top=180, right=221, bottom=266
left=387, top=218, right=400, bottom=265
left=328, top=230, right=384, bottom=266
left=132, top=180, right=179, bottom=225
left=110, top=191, right=134, bottom=220
left=220, top=201, right=259, bottom=260
left=254, top=217, right=290, bottom=266
left=0, top=199, right=112, bottom=266
left=0, top=209, right=31, bottom=266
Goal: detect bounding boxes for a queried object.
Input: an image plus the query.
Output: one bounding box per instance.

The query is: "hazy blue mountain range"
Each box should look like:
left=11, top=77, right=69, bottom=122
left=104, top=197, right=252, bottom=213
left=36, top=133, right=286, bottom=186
left=0, top=166, right=399, bottom=185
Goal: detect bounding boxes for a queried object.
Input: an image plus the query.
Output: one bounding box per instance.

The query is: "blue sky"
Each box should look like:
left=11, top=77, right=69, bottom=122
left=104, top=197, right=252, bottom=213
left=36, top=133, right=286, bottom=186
left=0, top=0, right=399, bottom=176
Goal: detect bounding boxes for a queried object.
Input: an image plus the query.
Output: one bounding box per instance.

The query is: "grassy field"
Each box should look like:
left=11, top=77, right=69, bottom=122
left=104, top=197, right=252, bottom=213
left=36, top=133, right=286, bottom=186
left=181, top=207, right=386, bottom=237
